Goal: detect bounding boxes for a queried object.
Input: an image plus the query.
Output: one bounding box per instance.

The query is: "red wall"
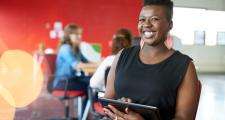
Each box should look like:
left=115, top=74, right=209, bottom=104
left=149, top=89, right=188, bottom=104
left=0, top=0, right=141, bottom=56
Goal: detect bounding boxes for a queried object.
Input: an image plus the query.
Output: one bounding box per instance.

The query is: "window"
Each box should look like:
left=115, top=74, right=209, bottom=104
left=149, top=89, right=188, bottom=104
left=171, top=7, right=206, bottom=45
left=171, top=7, right=225, bottom=46
left=217, top=32, right=225, bottom=45
left=194, top=31, right=205, bottom=45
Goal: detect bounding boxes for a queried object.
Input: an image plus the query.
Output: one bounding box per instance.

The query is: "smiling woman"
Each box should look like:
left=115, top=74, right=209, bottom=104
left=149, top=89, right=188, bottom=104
left=103, top=0, right=201, bottom=120
left=138, top=1, right=173, bottom=47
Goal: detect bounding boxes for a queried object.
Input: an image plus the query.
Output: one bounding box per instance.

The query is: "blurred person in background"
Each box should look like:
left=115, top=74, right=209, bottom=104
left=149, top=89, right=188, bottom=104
left=53, top=23, right=96, bottom=93
left=90, top=28, right=132, bottom=92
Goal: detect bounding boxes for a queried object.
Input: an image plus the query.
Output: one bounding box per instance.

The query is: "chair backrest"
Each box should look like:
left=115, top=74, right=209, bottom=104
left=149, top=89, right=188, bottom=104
left=43, top=54, right=57, bottom=93
left=44, top=54, right=57, bottom=75
left=104, top=66, right=111, bottom=86
left=88, top=87, right=104, bottom=115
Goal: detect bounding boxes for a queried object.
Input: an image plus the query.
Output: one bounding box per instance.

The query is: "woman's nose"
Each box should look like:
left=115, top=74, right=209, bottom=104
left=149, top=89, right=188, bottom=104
left=143, top=18, right=153, bottom=27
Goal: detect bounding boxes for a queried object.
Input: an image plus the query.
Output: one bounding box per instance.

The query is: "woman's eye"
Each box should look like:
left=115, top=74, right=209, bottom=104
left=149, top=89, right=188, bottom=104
left=139, top=18, right=145, bottom=22
left=151, top=17, right=160, bottom=22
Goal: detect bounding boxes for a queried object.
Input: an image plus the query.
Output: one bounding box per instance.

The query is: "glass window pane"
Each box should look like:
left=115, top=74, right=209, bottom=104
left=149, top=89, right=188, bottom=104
left=217, top=32, right=225, bottom=45
left=194, top=31, right=205, bottom=45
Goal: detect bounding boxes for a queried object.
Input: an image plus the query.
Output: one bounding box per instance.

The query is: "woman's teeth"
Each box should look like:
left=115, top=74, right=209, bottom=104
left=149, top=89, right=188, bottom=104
left=144, top=31, right=153, bottom=38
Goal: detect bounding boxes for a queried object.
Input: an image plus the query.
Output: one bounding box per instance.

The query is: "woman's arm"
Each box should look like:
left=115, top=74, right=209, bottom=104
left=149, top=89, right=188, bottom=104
left=76, top=62, right=99, bottom=69
left=174, top=61, right=201, bottom=120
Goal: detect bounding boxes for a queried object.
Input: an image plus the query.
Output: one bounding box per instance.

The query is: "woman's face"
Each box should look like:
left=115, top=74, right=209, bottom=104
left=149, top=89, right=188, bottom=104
left=70, top=28, right=83, bottom=46
left=138, top=5, right=172, bottom=46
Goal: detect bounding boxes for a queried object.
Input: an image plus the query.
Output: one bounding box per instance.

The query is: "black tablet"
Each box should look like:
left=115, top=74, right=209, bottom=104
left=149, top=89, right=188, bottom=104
left=99, top=97, right=161, bottom=120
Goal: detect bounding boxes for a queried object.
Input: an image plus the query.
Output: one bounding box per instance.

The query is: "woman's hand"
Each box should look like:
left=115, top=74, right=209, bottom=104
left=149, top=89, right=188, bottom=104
left=103, top=98, right=144, bottom=120
left=76, top=62, right=86, bottom=69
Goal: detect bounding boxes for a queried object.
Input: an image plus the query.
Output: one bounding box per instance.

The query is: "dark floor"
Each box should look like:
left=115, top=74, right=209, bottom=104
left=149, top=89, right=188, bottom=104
left=13, top=74, right=225, bottom=120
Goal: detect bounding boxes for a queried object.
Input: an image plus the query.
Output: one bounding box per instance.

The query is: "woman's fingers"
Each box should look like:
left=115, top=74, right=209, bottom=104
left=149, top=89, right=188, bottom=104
left=120, top=97, right=126, bottom=101
left=125, top=107, right=129, bottom=114
left=103, top=108, right=116, bottom=119
left=127, top=98, right=132, bottom=103
left=104, top=98, right=134, bottom=119
left=120, top=97, right=132, bottom=103
left=119, top=97, right=132, bottom=114
left=103, top=108, right=125, bottom=120
left=108, top=105, right=125, bottom=118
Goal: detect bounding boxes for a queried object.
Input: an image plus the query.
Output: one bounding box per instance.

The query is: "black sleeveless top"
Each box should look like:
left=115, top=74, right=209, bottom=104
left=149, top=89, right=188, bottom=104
left=115, top=46, right=192, bottom=120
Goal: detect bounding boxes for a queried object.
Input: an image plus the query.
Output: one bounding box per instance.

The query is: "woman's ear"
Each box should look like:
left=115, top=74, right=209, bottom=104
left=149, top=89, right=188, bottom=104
left=169, top=21, right=173, bottom=30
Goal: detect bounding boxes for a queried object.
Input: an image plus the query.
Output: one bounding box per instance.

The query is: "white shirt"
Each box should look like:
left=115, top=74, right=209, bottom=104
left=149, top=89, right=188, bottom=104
left=90, top=55, right=115, bottom=91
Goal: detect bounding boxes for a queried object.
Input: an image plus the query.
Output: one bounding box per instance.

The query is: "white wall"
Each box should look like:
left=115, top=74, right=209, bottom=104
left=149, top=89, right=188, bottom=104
left=173, top=0, right=225, bottom=11
left=171, top=7, right=225, bottom=46
left=170, top=4, right=225, bottom=73
left=181, top=46, right=225, bottom=73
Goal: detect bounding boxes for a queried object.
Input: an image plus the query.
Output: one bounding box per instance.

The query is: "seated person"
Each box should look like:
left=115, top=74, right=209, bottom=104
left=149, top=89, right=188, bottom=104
left=103, top=0, right=200, bottom=120
left=89, top=29, right=132, bottom=118
left=53, top=23, right=96, bottom=92
left=90, top=28, right=132, bottom=92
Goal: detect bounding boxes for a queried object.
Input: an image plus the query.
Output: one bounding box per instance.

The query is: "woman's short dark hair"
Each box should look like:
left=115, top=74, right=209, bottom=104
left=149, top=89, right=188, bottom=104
left=143, top=0, right=174, bottom=21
